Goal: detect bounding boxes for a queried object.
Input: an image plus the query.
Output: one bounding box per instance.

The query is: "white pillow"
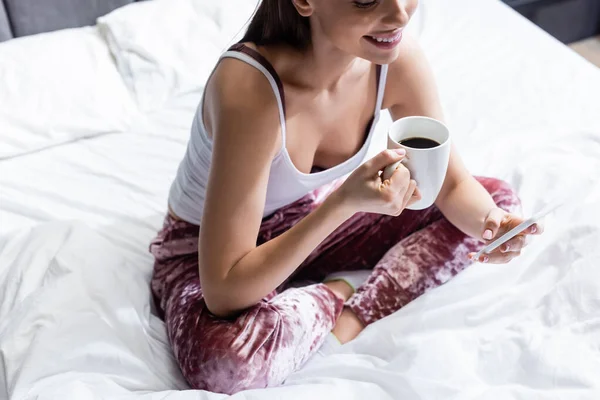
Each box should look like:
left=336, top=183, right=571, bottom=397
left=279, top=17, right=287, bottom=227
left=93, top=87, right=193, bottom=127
left=97, top=0, right=259, bottom=112
left=97, top=0, right=424, bottom=112
left=0, top=27, right=140, bottom=160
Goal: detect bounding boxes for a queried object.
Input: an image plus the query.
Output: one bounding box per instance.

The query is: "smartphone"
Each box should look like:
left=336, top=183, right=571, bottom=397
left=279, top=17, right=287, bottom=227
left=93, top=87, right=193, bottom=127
left=473, top=198, right=565, bottom=260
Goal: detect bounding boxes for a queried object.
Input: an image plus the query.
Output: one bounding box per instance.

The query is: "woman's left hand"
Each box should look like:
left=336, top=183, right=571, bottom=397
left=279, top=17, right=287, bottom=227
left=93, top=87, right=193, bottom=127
left=468, top=208, right=545, bottom=264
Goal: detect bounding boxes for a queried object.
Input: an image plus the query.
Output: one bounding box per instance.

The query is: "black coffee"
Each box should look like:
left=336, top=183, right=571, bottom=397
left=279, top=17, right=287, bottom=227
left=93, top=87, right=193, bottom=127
left=399, top=137, right=440, bottom=149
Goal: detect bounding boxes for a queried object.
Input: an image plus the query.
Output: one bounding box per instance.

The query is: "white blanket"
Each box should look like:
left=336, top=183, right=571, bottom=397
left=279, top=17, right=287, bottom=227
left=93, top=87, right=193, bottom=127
left=2, top=0, right=600, bottom=399
left=1, top=133, right=599, bottom=400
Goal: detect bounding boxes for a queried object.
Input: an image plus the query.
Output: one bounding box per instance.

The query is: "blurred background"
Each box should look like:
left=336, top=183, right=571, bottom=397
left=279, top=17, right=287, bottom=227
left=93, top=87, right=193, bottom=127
left=503, top=0, right=600, bottom=66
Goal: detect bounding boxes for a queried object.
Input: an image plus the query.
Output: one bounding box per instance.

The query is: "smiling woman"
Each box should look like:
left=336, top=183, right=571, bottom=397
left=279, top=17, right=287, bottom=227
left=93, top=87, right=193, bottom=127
left=242, top=0, right=415, bottom=60
left=149, top=0, right=537, bottom=395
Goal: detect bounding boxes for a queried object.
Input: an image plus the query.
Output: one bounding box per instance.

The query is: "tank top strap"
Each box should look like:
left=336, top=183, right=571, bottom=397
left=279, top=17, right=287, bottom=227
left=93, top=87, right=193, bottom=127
left=224, top=43, right=287, bottom=150
left=375, top=64, right=389, bottom=113
left=222, top=45, right=389, bottom=153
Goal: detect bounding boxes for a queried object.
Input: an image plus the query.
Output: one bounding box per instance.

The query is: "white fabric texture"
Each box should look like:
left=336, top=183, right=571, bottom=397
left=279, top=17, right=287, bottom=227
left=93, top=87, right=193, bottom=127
left=97, top=0, right=260, bottom=111
left=1, top=0, right=600, bottom=399
left=0, top=27, right=140, bottom=160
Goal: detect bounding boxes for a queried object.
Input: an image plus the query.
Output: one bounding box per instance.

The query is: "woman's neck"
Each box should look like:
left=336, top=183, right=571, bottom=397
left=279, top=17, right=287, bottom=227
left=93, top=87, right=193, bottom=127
left=262, top=39, right=367, bottom=93
left=298, top=41, right=363, bottom=91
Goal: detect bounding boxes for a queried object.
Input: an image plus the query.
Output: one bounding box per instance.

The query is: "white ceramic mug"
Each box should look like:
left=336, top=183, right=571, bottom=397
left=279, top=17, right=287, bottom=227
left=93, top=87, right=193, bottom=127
left=382, top=116, right=451, bottom=210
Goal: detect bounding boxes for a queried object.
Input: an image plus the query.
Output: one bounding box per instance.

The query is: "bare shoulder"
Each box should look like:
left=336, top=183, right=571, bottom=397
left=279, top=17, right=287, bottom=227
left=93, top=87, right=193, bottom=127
left=203, top=56, right=283, bottom=150
left=209, top=57, right=278, bottom=107
left=387, top=34, right=430, bottom=80
left=382, top=33, right=443, bottom=118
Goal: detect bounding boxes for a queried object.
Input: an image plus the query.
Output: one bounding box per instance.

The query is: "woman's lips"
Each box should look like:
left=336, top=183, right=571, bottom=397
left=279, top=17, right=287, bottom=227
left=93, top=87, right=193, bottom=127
left=365, top=30, right=403, bottom=50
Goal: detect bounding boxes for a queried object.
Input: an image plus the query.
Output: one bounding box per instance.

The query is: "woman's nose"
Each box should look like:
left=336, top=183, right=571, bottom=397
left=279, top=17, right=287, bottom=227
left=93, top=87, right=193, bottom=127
left=384, top=0, right=416, bottom=27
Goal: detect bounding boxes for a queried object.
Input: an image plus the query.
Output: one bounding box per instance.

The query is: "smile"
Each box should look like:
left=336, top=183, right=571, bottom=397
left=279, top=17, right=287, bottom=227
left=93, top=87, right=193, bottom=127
left=364, top=30, right=403, bottom=49
left=368, top=31, right=402, bottom=43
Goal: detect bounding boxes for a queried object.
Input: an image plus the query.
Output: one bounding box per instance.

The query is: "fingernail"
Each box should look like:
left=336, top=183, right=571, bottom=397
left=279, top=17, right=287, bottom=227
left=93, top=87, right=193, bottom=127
left=483, top=229, right=493, bottom=240
left=394, top=148, right=406, bottom=155
left=503, top=243, right=510, bottom=252
left=482, top=256, right=489, bottom=263
left=531, top=225, right=537, bottom=234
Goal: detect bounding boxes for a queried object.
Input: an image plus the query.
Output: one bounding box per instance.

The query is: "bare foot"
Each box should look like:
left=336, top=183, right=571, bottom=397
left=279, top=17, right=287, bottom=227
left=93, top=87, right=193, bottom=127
left=323, top=279, right=354, bottom=302
left=323, top=280, right=365, bottom=343
left=332, top=307, right=365, bottom=344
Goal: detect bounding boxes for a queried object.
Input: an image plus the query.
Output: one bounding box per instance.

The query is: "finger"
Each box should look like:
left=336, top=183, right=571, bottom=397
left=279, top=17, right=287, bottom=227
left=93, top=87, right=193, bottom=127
left=535, top=218, right=546, bottom=234
left=469, top=250, right=521, bottom=264
left=366, top=149, right=406, bottom=177
left=468, top=252, right=496, bottom=263
left=407, top=185, right=423, bottom=206
left=498, top=235, right=527, bottom=253
left=485, top=250, right=521, bottom=264
left=388, top=163, right=411, bottom=187
left=402, top=180, right=417, bottom=207
left=524, top=233, right=533, bottom=247
left=524, top=220, right=545, bottom=235
left=482, top=208, right=506, bottom=241
left=468, top=252, right=489, bottom=263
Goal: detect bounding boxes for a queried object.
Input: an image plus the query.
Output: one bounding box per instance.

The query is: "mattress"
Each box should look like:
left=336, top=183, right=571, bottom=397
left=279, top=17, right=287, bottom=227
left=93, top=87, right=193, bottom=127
left=1, top=0, right=600, bottom=399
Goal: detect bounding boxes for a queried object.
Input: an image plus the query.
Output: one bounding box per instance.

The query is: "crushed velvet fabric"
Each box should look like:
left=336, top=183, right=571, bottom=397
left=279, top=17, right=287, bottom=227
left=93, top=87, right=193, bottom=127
left=150, top=176, right=521, bottom=394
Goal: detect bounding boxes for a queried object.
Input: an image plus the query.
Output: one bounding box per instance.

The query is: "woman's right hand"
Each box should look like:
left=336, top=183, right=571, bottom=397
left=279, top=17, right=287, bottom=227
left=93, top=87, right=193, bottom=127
left=334, top=149, right=422, bottom=216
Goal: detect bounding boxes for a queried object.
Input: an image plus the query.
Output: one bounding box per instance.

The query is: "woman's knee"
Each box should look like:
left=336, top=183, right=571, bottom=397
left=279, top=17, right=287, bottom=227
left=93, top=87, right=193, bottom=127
left=476, top=177, right=521, bottom=213
left=185, top=346, right=272, bottom=394
left=171, top=302, right=283, bottom=394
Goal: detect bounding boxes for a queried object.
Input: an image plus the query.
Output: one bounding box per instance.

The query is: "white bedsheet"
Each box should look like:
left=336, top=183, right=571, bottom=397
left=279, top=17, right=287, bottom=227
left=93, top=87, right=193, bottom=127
left=2, top=0, right=600, bottom=399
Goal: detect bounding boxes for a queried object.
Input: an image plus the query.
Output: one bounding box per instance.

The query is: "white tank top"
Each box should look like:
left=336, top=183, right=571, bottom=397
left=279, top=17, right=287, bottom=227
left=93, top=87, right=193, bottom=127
left=168, top=44, right=389, bottom=225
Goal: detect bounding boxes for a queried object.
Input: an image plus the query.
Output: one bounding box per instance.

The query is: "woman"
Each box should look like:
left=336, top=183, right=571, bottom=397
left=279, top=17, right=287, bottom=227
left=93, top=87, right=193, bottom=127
left=150, top=0, right=543, bottom=394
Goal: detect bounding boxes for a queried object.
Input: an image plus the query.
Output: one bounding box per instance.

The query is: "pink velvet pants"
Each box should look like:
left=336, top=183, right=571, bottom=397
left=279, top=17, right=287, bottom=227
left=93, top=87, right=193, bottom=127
left=150, top=177, right=521, bottom=394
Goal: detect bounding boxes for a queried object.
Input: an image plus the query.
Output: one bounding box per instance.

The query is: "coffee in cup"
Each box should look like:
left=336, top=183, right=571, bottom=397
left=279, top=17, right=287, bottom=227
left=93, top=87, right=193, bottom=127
left=398, top=137, right=441, bottom=149
left=382, top=116, right=451, bottom=210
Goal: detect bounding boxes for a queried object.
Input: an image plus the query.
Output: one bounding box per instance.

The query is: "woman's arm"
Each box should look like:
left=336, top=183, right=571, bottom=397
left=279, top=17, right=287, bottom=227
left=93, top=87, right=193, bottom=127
left=199, top=59, right=353, bottom=317
left=202, top=48, right=424, bottom=318
left=385, top=34, right=496, bottom=239
left=201, top=57, right=420, bottom=317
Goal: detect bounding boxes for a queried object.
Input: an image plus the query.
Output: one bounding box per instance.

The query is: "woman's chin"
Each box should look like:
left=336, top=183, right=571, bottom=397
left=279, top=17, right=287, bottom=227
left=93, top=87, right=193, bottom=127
left=360, top=49, right=401, bottom=65
left=357, top=34, right=404, bottom=64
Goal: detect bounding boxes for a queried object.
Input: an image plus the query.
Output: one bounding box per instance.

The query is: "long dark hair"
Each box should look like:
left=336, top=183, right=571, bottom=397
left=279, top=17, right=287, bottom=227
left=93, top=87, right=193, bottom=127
left=241, top=0, right=312, bottom=49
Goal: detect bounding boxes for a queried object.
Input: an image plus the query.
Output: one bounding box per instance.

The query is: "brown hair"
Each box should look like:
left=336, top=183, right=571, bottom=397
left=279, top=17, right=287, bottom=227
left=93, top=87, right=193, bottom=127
left=241, top=0, right=312, bottom=49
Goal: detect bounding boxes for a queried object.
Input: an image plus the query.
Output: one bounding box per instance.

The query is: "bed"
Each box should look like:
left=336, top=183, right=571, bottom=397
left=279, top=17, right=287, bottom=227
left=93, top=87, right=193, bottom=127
left=1, top=0, right=600, bottom=399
